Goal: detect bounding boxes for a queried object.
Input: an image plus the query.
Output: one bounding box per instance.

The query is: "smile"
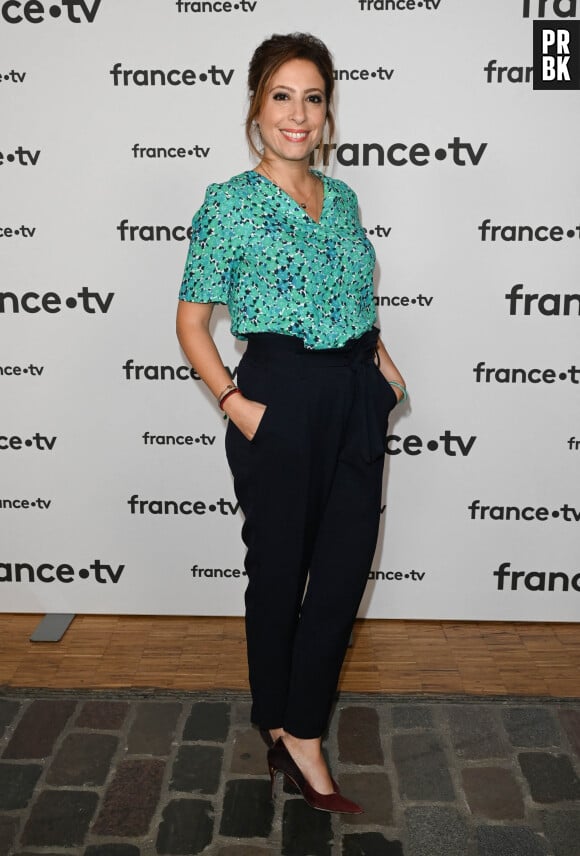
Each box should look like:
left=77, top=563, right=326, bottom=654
left=280, top=130, right=310, bottom=142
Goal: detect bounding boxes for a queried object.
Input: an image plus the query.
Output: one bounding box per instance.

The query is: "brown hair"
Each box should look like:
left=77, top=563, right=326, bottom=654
left=246, top=32, right=335, bottom=163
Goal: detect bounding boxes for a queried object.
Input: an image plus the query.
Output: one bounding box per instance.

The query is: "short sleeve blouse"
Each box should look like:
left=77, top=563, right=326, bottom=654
left=179, top=169, right=376, bottom=349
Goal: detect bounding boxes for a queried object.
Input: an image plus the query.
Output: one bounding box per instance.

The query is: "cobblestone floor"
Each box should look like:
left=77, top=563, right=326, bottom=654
left=1, top=690, right=579, bottom=856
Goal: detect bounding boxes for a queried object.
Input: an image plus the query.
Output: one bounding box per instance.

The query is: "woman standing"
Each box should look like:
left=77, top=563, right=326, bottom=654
left=176, top=32, right=406, bottom=814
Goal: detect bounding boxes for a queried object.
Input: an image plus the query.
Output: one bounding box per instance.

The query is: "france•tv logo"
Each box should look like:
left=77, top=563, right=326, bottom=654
left=533, top=22, right=580, bottom=88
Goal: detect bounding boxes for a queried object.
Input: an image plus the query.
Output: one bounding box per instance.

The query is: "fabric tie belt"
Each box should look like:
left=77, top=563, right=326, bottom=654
left=244, top=327, right=386, bottom=463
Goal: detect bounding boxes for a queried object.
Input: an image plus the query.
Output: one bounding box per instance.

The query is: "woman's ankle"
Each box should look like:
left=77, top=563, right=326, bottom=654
left=283, top=732, right=323, bottom=756
left=270, top=727, right=284, bottom=742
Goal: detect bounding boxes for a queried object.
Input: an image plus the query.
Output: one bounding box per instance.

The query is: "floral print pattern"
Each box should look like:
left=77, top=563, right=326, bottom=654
left=179, top=169, right=376, bottom=349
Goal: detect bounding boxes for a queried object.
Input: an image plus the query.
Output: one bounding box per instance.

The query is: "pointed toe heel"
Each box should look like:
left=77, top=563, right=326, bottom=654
left=266, top=737, right=363, bottom=815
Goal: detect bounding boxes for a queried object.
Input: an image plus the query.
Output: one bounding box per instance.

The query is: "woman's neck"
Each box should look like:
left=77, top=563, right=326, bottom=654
left=256, top=157, right=323, bottom=220
left=257, top=157, right=313, bottom=192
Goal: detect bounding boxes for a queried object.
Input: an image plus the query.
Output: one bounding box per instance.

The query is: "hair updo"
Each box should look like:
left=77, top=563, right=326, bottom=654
left=245, top=32, right=335, bottom=162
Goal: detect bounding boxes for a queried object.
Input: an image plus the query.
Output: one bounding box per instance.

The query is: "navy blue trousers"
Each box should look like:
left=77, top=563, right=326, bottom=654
left=225, top=327, right=396, bottom=738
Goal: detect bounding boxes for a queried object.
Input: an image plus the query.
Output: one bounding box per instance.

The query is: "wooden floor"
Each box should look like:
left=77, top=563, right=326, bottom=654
left=1, top=615, right=579, bottom=697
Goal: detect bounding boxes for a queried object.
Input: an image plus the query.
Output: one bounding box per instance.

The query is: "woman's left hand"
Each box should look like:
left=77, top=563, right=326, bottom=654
left=375, top=336, right=406, bottom=403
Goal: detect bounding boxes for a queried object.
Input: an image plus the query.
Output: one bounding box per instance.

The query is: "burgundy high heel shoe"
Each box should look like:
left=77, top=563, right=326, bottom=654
left=260, top=729, right=340, bottom=792
left=267, top=737, right=363, bottom=814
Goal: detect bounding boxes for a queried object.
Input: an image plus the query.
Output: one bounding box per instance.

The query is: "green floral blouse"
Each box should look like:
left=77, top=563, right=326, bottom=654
left=179, top=169, right=377, bottom=349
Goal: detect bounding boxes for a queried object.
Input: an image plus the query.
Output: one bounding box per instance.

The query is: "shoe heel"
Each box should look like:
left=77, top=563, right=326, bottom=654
left=269, top=765, right=278, bottom=799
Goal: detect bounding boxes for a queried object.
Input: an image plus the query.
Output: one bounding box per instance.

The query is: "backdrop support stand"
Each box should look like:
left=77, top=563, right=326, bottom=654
left=30, top=614, right=76, bottom=643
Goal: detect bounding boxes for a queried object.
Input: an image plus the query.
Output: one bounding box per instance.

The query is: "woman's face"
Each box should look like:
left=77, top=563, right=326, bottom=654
left=256, top=58, right=327, bottom=166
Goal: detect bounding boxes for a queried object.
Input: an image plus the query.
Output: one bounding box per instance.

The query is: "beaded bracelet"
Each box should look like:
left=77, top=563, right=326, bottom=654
left=218, top=387, right=241, bottom=410
left=388, top=381, right=408, bottom=402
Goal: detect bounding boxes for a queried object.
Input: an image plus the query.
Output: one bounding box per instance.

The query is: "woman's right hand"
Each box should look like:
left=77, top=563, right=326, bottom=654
left=222, top=393, right=267, bottom=442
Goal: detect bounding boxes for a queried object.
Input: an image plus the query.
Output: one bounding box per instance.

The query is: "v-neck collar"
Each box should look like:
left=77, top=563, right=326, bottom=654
left=249, top=168, right=328, bottom=225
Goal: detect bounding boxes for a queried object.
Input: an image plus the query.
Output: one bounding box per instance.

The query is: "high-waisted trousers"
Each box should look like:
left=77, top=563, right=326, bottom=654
left=225, top=326, right=397, bottom=739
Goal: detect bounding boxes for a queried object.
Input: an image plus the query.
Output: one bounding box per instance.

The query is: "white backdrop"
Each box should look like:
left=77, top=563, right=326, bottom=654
left=1, top=0, right=578, bottom=620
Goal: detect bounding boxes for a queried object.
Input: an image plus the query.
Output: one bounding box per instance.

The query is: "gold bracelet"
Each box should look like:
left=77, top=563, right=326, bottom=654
left=217, top=383, right=237, bottom=404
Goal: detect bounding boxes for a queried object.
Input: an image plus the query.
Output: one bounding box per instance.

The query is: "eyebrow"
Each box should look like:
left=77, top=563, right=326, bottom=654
left=269, top=85, right=324, bottom=94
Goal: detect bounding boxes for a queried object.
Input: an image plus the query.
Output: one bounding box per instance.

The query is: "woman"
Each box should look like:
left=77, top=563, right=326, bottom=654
left=176, top=32, right=406, bottom=814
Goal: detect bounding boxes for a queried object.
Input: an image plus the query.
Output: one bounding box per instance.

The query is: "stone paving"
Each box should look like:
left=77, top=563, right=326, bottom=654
left=1, top=691, right=580, bottom=856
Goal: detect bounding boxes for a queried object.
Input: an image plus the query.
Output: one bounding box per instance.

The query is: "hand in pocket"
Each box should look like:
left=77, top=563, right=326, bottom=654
left=223, top=394, right=268, bottom=442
